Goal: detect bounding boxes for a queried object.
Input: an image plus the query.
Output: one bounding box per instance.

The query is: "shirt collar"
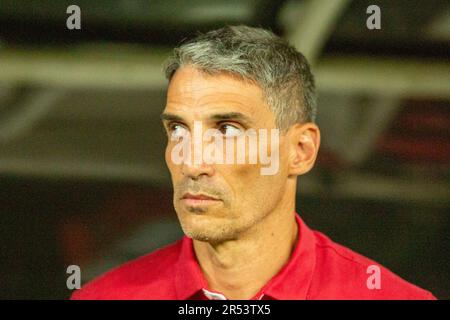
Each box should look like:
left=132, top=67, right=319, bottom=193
left=174, top=212, right=316, bottom=300
left=174, top=234, right=208, bottom=299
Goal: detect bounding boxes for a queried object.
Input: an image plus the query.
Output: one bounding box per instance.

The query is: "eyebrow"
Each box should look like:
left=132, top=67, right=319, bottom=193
left=160, top=112, right=254, bottom=126
left=209, top=112, right=254, bottom=125
left=160, top=113, right=183, bottom=122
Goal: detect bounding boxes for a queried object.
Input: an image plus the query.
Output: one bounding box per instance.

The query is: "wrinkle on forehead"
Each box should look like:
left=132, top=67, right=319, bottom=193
left=165, top=66, right=275, bottom=127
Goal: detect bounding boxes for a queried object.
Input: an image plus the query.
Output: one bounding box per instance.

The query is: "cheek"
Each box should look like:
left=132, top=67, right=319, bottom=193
left=165, top=143, right=179, bottom=177
left=165, top=144, right=171, bottom=165
left=165, top=145, right=171, bottom=169
left=225, top=161, right=286, bottom=208
left=221, top=163, right=268, bottom=199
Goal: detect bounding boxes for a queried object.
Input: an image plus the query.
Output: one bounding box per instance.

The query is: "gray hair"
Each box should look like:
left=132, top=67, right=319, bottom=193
left=163, top=25, right=317, bottom=129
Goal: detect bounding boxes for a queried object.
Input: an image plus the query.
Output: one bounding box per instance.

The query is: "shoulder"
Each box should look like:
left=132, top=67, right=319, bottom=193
left=71, top=238, right=183, bottom=300
left=308, top=231, right=436, bottom=300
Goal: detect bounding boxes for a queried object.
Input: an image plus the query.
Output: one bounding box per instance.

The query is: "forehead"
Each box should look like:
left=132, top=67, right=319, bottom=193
left=165, top=66, right=275, bottom=125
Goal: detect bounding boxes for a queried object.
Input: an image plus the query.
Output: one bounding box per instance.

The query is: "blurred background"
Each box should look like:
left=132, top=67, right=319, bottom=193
left=0, top=0, right=449, bottom=299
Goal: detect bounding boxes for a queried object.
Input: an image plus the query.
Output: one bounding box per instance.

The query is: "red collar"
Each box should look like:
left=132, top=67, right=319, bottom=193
left=174, top=212, right=316, bottom=300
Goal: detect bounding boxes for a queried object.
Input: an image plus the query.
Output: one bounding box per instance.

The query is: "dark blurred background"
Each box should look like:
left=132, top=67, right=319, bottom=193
left=0, top=0, right=449, bottom=299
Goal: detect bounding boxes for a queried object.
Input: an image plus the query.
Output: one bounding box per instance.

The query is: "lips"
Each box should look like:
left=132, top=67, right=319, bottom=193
left=181, top=193, right=220, bottom=201
left=180, top=192, right=221, bottom=208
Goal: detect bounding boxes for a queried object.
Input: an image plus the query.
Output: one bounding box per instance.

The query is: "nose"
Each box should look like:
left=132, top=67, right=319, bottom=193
left=171, top=122, right=218, bottom=179
left=181, top=160, right=215, bottom=180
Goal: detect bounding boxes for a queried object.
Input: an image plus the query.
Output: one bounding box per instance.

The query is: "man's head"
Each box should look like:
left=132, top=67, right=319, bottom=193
left=165, top=25, right=317, bottom=129
left=161, top=25, right=320, bottom=243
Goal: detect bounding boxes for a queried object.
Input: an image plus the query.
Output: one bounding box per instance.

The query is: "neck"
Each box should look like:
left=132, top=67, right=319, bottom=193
left=193, top=191, right=298, bottom=300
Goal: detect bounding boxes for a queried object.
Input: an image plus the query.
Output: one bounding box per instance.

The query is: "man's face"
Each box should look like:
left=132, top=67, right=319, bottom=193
left=162, top=65, right=290, bottom=243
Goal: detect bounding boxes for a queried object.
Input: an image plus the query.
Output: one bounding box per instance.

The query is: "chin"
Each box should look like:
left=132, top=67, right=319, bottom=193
left=185, top=231, right=236, bottom=243
left=179, top=214, right=237, bottom=243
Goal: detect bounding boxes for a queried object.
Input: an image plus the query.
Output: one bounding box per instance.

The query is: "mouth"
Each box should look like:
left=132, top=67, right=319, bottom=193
left=180, top=192, right=222, bottom=206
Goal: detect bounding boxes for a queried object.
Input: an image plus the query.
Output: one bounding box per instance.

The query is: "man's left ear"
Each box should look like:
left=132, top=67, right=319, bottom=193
left=287, top=123, right=321, bottom=176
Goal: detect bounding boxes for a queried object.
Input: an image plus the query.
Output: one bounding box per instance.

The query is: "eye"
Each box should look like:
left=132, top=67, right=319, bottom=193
left=168, top=123, right=189, bottom=139
left=219, top=123, right=243, bottom=138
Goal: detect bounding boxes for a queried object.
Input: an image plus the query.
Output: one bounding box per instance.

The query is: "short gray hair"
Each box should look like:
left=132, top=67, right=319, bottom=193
left=164, top=25, right=317, bottom=129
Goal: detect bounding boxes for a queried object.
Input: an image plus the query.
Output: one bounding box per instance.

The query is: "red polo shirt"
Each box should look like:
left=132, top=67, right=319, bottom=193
left=71, top=213, right=435, bottom=300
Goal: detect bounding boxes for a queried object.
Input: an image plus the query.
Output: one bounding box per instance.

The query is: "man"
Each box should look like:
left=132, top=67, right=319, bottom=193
left=72, top=25, right=435, bottom=300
